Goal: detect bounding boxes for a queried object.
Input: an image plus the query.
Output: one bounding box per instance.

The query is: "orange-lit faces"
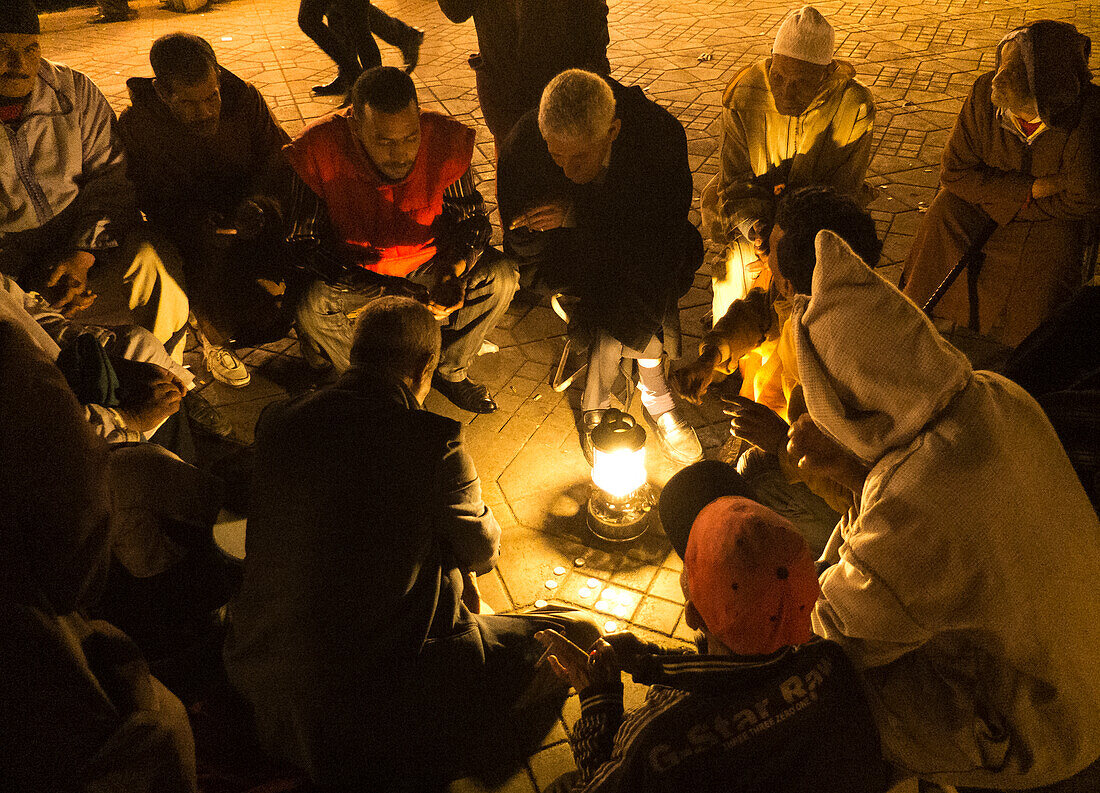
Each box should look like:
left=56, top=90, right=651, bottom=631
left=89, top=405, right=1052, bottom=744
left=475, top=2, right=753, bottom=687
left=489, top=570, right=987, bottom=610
left=354, top=100, right=421, bottom=181
left=768, top=53, right=830, bottom=117
left=544, top=118, right=621, bottom=185
left=158, top=66, right=222, bottom=138
left=0, top=33, right=40, bottom=98
left=991, top=40, right=1038, bottom=118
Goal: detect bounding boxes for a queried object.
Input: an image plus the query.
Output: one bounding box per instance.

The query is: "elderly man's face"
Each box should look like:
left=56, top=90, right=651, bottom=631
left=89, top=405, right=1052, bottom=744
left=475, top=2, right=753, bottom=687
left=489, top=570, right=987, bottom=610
left=354, top=100, right=421, bottom=181
left=768, top=53, right=830, bottom=116
left=0, top=33, right=41, bottom=98
left=158, top=66, right=222, bottom=138
left=991, top=40, right=1038, bottom=118
left=545, top=118, right=621, bottom=185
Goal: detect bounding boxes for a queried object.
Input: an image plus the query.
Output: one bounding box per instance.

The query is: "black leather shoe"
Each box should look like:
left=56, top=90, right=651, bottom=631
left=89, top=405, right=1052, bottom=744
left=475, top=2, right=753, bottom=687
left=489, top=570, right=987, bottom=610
left=646, top=406, right=703, bottom=466
left=400, top=29, right=425, bottom=73
left=580, top=408, right=606, bottom=466
left=433, top=375, right=497, bottom=413
left=183, top=390, right=236, bottom=440
left=312, top=75, right=349, bottom=96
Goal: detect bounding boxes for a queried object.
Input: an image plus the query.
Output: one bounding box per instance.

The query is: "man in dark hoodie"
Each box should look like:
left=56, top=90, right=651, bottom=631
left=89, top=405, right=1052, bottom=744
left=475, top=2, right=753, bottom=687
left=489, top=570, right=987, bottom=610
left=0, top=320, right=196, bottom=792
left=903, top=21, right=1100, bottom=348
left=118, top=33, right=301, bottom=389
left=437, top=0, right=610, bottom=148
left=535, top=460, right=890, bottom=793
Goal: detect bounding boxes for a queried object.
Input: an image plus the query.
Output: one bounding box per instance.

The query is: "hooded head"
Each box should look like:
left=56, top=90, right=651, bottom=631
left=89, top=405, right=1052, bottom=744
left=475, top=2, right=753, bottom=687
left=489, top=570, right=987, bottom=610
left=790, top=230, right=971, bottom=464
left=993, top=21, right=1092, bottom=129
left=0, top=322, right=112, bottom=613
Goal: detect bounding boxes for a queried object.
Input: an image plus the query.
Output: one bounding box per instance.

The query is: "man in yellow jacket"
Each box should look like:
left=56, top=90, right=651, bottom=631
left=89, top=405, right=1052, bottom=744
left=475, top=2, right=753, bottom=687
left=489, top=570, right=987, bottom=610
left=701, top=5, right=875, bottom=321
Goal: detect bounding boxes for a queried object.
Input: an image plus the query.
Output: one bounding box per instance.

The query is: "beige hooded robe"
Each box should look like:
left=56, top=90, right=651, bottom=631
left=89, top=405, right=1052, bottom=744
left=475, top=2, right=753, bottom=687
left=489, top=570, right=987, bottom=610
left=797, top=230, right=1100, bottom=789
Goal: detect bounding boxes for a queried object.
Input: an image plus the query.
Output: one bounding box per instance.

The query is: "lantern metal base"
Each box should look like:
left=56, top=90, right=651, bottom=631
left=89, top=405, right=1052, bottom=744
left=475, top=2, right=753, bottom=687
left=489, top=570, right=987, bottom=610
left=586, top=483, right=655, bottom=542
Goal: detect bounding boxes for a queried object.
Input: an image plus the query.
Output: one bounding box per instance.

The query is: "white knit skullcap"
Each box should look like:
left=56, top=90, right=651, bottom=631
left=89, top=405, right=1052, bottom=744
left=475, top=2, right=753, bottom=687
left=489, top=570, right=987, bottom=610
left=773, top=6, right=835, bottom=66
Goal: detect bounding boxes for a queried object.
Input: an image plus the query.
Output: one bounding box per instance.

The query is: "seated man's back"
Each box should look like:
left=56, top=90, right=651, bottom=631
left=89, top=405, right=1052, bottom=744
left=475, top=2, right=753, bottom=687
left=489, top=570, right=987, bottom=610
left=226, top=297, right=594, bottom=789
left=801, top=230, right=1100, bottom=789
left=585, top=639, right=889, bottom=792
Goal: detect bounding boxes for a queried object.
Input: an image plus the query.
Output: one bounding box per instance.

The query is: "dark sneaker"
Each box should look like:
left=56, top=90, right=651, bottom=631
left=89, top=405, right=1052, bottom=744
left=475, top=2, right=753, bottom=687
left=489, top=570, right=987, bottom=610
left=312, top=75, right=349, bottom=96
left=646, top=406, right=703, bottom=466
left=433, top=374, right=497, bottom=414
left=183, top=390, right=235, bottom=440
left=580, top=408, right=606, bottom=466
left=400, top=28, right=425, bottom=73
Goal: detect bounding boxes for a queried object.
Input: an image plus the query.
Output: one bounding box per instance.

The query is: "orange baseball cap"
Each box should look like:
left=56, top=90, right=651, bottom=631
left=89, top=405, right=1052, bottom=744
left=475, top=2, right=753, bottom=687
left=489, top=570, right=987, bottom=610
left=685, top=496, right=821, bottom=655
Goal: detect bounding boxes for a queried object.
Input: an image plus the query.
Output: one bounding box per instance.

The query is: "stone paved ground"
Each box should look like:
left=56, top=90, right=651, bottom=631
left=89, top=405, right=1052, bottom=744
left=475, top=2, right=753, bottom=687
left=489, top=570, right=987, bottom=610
left=39, top=0, right=1100, bottom=789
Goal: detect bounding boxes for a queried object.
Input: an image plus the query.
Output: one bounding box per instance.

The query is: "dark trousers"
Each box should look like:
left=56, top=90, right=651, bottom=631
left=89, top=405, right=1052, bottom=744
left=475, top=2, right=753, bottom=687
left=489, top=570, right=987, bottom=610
left=298, top=0, right=416, bottom=77
left=180, top=236, right=302, bottom=347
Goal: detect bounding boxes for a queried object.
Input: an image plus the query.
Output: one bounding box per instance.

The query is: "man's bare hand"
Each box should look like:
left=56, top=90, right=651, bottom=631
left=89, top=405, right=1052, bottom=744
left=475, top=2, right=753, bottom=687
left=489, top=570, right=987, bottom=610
left=748, top=221, right=769, bottom=258
left=461, top=570, right=482, bottom=615
left=45, top=251, right=96, bottom=317
left=509, top=202, right=569, bottom=232
left=787, top=414, right=869, bottom=494
left=602, top=631, right=650, bottom=677
left=426, top=275, right=465, bottom=319
left=1031, top=175, right=1066, bottom=200
left=233, top=199, right=267, bottom=240
left=116, top=362, right=186, bottom=433
left=724, top=395, right=789, bottom=456
left=671, top=346, right=723, bottom=404
left=535, top=630, right=620, bottom=692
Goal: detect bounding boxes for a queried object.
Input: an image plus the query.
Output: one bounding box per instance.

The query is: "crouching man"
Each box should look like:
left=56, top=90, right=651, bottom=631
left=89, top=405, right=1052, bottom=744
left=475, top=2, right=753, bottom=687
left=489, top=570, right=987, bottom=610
left=498, top=69, right=704, bottom=464
left=288, top=66, right=517, bottom=413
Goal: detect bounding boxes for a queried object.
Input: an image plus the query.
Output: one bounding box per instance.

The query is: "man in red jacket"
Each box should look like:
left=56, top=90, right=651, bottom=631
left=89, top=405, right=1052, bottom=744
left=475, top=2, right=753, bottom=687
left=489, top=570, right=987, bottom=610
left=289, top=66, right=517, bottom=413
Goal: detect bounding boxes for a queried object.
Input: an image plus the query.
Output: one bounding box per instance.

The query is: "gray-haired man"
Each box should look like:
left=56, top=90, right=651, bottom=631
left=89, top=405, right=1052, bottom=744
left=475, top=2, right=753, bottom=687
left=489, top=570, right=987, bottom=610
left=498, top=69, right=704, bottom=465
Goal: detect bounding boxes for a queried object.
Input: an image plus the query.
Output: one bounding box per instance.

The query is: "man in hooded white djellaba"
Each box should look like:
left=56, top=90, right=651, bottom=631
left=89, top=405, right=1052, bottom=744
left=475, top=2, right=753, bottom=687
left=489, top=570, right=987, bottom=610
left=790, top=230, right=1100, bottom=791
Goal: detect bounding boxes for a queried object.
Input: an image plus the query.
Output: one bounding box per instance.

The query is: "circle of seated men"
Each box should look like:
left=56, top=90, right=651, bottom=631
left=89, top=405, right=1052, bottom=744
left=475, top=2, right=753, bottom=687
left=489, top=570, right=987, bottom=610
left=2, top=1, right=1099, bottom=792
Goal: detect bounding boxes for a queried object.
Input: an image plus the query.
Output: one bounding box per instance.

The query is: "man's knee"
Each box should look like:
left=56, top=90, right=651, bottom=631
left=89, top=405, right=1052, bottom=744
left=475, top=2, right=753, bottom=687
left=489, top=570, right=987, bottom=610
left=295, top=279, right=339, bottom=337
left=925, top=190, right=994, bottom=244
left=470, top=253, right=519, bottom=304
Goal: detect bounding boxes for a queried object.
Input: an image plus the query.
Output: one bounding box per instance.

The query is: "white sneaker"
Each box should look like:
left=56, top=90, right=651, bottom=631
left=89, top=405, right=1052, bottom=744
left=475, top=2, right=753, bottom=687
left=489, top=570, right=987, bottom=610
left=204, top=345, right=250, bottom=388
